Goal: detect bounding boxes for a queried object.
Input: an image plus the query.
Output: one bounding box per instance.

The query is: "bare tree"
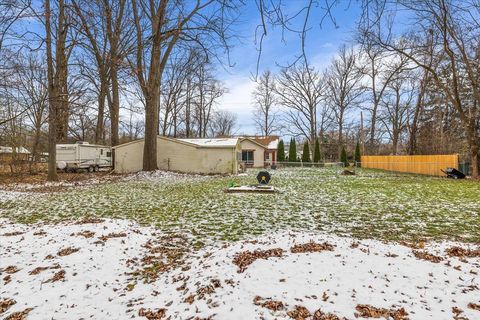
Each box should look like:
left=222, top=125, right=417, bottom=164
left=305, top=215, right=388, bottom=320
left=324, top=46, right=364, bottom=156
left=209, top=110, right=237, bottom=137
left=379, top=75, right=416, bottom=154
left=362, top=0, right=480, bottom=177
left=275, top=62, right=323, bottom=149
left=129, top=0, right=235, bottom=171
left=251, top=70, right=279, bottom=136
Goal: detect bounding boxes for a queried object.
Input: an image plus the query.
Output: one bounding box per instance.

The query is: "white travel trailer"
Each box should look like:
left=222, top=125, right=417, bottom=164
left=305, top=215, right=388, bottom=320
left=56, top=142, right=112, bottom=172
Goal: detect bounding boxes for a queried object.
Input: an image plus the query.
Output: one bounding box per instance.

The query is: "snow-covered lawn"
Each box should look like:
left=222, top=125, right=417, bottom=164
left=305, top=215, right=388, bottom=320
left=1, top=218, right=479, bottom=319
left=1, top=168, right=480, bottom=319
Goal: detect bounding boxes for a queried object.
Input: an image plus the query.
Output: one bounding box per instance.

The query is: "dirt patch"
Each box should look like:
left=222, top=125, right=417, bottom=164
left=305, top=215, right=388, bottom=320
left=412, top=250, right=443, bottom=263
left=290, top=241, right=334, bottom=254
left=355, top=304, right=409, bottom=320
left=0, top=298, right=16, bottom=314
left=3, top=307, right=33, bottom=320
left=253, top=296, right=285, bottom=311
left=233, top=248, right=284, bottom=273
left=138, top=308, right=167, bottom=319
left=446, top=246, right=480, bottom=258
left=57, top=247, right=80, bottom=256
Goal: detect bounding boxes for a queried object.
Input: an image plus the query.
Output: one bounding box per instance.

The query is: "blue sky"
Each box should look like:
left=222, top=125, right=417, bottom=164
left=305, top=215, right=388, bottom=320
left=216, top=1, right=364, bottom=135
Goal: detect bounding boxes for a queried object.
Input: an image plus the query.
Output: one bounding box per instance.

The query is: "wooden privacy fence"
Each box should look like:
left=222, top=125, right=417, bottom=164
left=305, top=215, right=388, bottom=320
left=360, top=154, right=459, bottom=176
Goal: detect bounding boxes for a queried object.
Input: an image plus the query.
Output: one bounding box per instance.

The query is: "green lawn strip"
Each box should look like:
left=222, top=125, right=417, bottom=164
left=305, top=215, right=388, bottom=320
left=1, top=168, right=479, bottom=243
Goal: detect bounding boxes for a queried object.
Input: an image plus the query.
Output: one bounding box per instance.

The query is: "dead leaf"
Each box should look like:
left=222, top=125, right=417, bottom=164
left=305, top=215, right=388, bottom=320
left=412, top=250, right=443, bottom=263
left=3, top=308, right=33, bottom=320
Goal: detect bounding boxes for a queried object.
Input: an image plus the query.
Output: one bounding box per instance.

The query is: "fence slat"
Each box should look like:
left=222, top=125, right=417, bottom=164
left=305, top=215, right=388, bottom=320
left=360, top=154, right=459, bottom=176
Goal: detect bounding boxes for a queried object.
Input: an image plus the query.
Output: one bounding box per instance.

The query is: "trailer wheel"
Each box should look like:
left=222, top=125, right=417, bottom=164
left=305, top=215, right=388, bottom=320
left=94, top=165, right=99, bottom=172
left=88, top=166, right=94, bottom=173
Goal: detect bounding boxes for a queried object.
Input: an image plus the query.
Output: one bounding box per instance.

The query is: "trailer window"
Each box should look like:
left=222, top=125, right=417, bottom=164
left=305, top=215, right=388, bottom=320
left=100, top=149, right=104, bottom=155
left=107, top=151, right=112, bottom=157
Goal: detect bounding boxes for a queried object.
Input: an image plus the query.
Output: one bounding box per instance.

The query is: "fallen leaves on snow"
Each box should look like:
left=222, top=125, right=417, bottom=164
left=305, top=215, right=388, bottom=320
left=446, top=246, right=480, bottom=258
left=3, top=307, right=33, bottom=320
left=412, top=250, right=443, bottom=263
left=43, top=270, right=65, bottom=283
left=57, top=247, right=80, bottom=256
left=233, top=248, right=284, bottom=273
left=355, top=304, right=409, bottom=320
left=0, top=298, right=16, bottom=314
left=138, top=307, right=167, bottom=319
left=290, top=241, right=334, bottom=254
left=253, top=296, right=285, bottom=311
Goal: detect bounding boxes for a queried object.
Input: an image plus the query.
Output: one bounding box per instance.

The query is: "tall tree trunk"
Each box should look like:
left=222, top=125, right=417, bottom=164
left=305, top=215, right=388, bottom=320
left=109, top=66, right=120, bottom=146
left=45, top=0, right=58, bottom=181
left=95, top=79, right=107, bottom=144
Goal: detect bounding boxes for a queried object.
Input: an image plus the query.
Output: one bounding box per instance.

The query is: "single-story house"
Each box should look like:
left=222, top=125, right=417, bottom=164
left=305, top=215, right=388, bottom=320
left=113, top=136, right=241, bottom=174
left=239, top=136, right=279, bottom=168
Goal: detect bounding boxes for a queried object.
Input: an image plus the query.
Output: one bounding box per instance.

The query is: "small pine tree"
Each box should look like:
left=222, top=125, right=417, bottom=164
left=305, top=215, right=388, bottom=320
left=302, top=142, right=311, bottom=162
left=288, top=138, right=297, bottom=162
left=277, top=139, right=285, bottom=162
left=354, top=141, right=361, bottom=167
left=313, top=138, right=321, bottom=163
left=340, top=146, right=349, bottom=167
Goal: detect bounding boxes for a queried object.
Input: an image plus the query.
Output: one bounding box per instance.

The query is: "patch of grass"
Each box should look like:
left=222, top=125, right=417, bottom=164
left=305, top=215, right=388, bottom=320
left=1, top=168, right=479, bottom=243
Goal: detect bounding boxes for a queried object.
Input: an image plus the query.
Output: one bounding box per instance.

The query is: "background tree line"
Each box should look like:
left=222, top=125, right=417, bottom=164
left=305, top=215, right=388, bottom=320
left=0, top=0, right=479, bottom=178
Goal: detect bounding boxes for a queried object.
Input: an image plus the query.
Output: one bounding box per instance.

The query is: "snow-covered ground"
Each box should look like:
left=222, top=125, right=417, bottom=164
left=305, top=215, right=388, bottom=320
left=1, top=219, right=479, bottom=320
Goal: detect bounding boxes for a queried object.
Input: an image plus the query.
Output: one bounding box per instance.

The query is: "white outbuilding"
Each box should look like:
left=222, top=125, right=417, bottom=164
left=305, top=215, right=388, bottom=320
left=113, top=136, right=241, bottom=174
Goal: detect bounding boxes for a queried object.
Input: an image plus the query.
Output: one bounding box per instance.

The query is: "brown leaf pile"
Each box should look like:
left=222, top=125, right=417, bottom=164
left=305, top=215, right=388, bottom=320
left=446, top=246, right=480, bottom=258
left=355, top=304, right=409, bottom=320
left=291, top=241, right=334, bottom=254
left=3, top=275, right=12, bottom=284
left=1, top=231, right=24, bottom=237
left=57, top=247, right=80, bottom=257
left=98, top=232, right=127, bottom=242
left=287, top=305, right=311, bottom=320
left=2, top=265, right=19, bottom=274
left=4, top=308, right=33, bottom=320
left=43, top=270, right=66, bottom=283
left=138, top=308, right=166, bottom=319
left=0, top=298, right=16, bottom=314
left=233, top=248, right=284, bottom=273
left=312, top=309, right=347, bottom=320
left=253, top=296, right=284, bottom=311
left=29, top=264, right=61, bottom=275
left=412, top=250, right=443, bottom=263
left=468, top=303, right=480, bottom=311
left=75, top=231, right=95, bottom=238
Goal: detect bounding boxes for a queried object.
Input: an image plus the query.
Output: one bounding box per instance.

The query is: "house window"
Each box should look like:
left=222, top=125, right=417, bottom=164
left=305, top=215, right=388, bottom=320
left=242, top=150, right=254, bottom=164
left=106, top=151, right=112, bottom=157
left=100, top=149, right=104, bottom=155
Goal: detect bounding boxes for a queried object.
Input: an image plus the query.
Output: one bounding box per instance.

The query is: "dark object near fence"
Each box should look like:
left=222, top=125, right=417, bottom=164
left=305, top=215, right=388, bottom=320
left=257, top=171, right=271, bottom=184
left=442, top=168, right=466, bottom=179
left=341, top=169, right=356, bottom=176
